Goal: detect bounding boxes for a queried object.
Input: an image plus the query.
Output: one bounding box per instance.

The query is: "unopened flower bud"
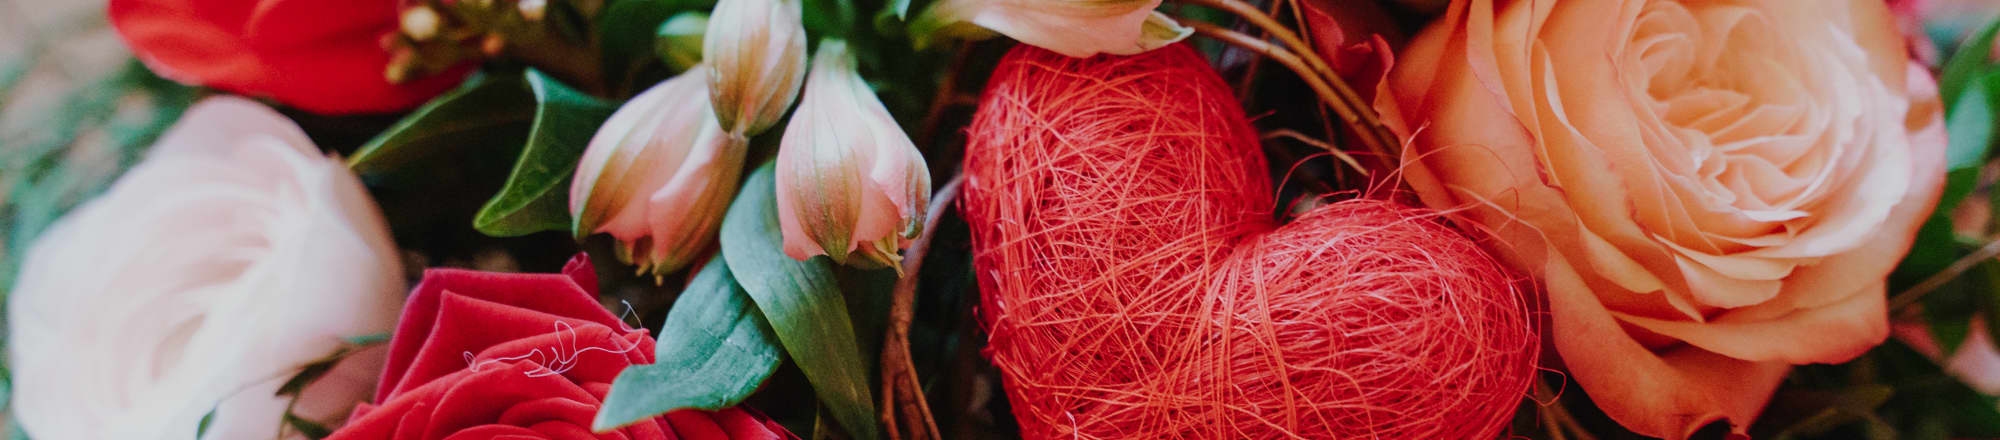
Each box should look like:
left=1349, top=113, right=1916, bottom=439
left=775, top=40, right=931, bottom=271
left=518, top=0, right=547, bottom=21
left=656, top=12, right=708, bottom=73
left=909, top=0, right=1189, bottom=57
left=570, top=70, right=747, bottom=279
left=704, top=0, right=807, bottom=136
left=401, top=6, right=441, bottom=41
left=480, top=33, right=507, bottom=56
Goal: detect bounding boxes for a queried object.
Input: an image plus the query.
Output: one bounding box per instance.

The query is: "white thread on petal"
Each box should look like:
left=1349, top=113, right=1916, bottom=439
left=462, top=321, right=642, bottom=377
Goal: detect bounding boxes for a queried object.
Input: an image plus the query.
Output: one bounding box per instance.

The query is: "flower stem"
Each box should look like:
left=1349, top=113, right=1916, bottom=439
left=1173, top=17, right=1395, bottom=165
left=1170, top=0, right=1400, bottom=165
left=878, top=175, right=964, bottom=440
left=1890, top=238, right=2000, bottom=311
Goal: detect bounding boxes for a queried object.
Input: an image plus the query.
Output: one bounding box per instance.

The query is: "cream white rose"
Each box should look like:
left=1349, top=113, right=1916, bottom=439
left=7, top=97, right=405, bottom=439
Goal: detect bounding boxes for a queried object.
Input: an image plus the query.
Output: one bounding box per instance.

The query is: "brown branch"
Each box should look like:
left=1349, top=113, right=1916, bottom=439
left=1890, top=238, right=2000, bottom=311
left=1174, top=17, right=1394, bottom=166
left=879, top=175, right=964, bottom=440
left=918, top=42, right=977, bottom=147
left=1169, top=0, right=1401, bottom=165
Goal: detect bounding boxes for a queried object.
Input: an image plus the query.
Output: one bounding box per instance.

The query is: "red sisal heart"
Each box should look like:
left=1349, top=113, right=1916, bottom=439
left=961, top=44, right=1539, bottom=439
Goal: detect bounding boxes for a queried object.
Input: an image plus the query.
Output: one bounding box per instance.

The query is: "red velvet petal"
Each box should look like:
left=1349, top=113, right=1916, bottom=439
left=421, top=363, right=600, bottom=438
left=107, top=0, right=468, bottom=114
left=663, top=411, right=728, bottom=439
left=389, top=292, right=631, bottom=398
left=379, top=258, right=629, bottom=402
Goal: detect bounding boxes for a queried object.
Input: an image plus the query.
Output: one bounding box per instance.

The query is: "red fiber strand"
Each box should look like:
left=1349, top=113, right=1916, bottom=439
left=961, top=44, right=1539, bottom=439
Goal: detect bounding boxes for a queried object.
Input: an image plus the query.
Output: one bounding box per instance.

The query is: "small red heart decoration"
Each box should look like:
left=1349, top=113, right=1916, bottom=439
left=961, top=44, right=1539, bottom=439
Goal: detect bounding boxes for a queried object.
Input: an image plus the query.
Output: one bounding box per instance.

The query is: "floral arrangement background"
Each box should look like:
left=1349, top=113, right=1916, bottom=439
left=5, top=0, right=2000, bottom=438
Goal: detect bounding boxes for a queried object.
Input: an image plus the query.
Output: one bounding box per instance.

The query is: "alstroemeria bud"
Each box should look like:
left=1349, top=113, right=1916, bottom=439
left=908, top=0, right=1190, bottom=58
left=775, top=40, right=932, bottom=270
left=655, top=12, right=708, bottom=73
left=703, top=0, right=807, bottom=136
left=570, top=70, right=747, bottom=279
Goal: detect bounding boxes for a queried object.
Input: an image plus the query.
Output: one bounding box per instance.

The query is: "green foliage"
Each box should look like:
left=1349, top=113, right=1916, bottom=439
left=595, top=255, right=786, bottom=431
left=720, top=163, right=880, bottom=440
left=348, top=74, right=538, bottom=175
left=472, top=69, right=618, bottom=237
left=1897, top=16, right=2000, bottom=359
left=599, top=0, right=717, bottom=96
left=195, top=408, right=217, bottom=438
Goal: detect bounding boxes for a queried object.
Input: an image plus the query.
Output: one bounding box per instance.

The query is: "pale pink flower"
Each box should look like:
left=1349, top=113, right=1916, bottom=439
left=570, top=70, right=746, bottom=278
left=775, top=40, right=931, bottom=270
left=7, top=96, right=404, bottom=439
left=704, top=0, right=807, bottom=136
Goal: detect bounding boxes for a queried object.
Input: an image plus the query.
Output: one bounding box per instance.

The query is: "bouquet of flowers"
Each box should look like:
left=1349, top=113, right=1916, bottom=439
left=6, top=0, right=2000, bottom=438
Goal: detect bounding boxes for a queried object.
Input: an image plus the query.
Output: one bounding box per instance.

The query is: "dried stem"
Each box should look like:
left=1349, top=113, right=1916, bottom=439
left=879, top=175, right=965, bottom=440
left=1890, top=238, right=2000, bottom=311
left=1534, top=377, right=1598, bottom=440
left=1174, top=17, right=1394, bottom=164
left=918, top=42, right=977, bottom=146
left=1171, top=0, right=1399, bottom=164
left=1265, top=129, right=1366, bottom=175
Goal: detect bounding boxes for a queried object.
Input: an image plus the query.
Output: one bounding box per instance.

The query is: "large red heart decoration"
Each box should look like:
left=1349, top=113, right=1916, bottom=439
left=960, top=44, right=1539, bottom=439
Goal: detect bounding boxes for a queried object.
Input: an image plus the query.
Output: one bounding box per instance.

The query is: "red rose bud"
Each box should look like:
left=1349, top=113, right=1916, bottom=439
left=326, top=254, right=796, bottom=439
left=109, top=0, right=469, bottom=114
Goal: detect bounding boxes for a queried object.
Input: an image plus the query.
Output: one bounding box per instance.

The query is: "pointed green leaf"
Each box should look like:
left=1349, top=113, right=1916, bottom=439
left=720, top=163, right=880, bottom=440
left=196, top=408, right=217, bottom=438
left=473, top=70, right=618, bottom=237
left=348, top=74, right=537, bottom=175
left=283, top=413, right=334, bottom=439
left=594, top=256, right=785, bottom=431
left=1942, top=18, right=2000, bottom=109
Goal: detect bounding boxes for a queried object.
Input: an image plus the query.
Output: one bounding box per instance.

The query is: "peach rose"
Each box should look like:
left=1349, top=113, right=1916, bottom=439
left=1376, top=0, right=1947, bottom=437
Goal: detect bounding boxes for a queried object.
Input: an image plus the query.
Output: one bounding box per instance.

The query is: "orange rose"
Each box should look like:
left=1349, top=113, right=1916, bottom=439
left=1376, top=0, right=1947, bottom=437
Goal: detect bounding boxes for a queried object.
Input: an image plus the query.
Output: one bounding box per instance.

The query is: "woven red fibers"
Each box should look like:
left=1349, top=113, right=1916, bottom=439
left=960, top=44, right=1539, bottom=439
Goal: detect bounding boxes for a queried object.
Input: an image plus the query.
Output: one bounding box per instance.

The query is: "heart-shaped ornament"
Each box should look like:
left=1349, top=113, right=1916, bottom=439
left=961, top=44, right=1539, bottom=439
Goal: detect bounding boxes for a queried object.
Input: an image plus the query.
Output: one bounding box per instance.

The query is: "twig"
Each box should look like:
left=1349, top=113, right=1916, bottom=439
left=1890, top=238, right=2000, bottom=311
left=879, top=175, right=964, bottom=440
left=1264, top=129, right=1366, bottom=175
left=1533, top=377, right=1597, bottom=440
left=1173, top=17, right=1394, bottom=165
left=918, top=42, right=977, bottom=146
left=1170, top=0, right=1400, bottom=164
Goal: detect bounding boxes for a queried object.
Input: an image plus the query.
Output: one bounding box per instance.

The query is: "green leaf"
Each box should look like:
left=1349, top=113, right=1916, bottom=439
left=1938, top=73, right=2000, bottom=217
left=283, top=413, right=333, bottom=439
left=594, top=255, right=785, bottom=431
left=472, top=70, right=618, bottom=237
left=1941, top=17, right=2000, bottom=110
left=195, top=407, right=218, bottom=438
left=347, top=74, right=537, bottom=175
left=343, top=333, right=392, bottom=346
left=655, top=12, right=709, bottom=73
left=720, top=163, right=880, bottom=440
left=599, top=0, right=712, bottom=95
left=801, top=0, right=859, bottom=40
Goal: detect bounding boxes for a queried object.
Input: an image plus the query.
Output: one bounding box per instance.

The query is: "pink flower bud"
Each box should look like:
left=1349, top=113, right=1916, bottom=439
left=775, top=40, right=931, bottom=270
left=908, top=0, right=1189, bottom=58
left=570, top=70, right=747, bottom=278
left=704, top=0, right=808, bottom=136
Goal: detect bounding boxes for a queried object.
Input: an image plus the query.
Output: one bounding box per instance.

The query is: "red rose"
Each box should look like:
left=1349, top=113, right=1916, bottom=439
left=108, top=0, right=467, bottom=114
left=328, top=254, right=795, bottom=440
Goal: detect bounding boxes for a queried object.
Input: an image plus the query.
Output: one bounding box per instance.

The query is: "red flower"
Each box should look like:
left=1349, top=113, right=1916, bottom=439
left=108, top=0, right=467, bottom=114
left=328, top=254, right=795, bottom=440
